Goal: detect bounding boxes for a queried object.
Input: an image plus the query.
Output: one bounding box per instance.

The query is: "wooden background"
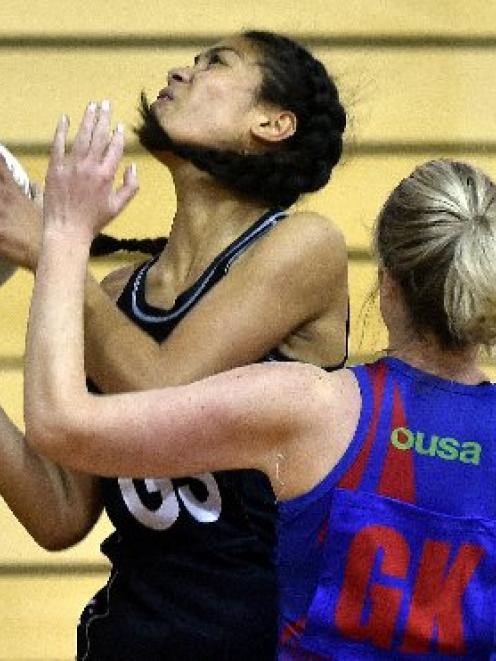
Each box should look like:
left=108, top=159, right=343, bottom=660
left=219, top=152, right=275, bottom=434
left=1, top=0, right=496, bottom=657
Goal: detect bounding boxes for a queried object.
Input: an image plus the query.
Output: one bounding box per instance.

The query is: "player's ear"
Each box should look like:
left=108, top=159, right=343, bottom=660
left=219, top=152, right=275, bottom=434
left=250, top=107, right=297, bottom=144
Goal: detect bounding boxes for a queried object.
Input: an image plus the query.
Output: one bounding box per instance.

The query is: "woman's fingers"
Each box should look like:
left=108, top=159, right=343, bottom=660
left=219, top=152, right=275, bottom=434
left=110, top=163, right=139, bottom=216
left=70, top=101, right=122, bottom=167
left=46, top=102, right=134, bottom=231
left=49, top=114, right=69, bottom=167
left=102, top=123, right=125, bottom=178
left=89, top=100, right=112, bottom=161
left=71, top=102, right=98, bottom=159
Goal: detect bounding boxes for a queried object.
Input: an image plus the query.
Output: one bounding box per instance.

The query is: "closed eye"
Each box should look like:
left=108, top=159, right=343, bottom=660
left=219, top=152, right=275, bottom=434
left=193, top=49, right=228, bottom=68
left=208, top=52, right=224, bottom=65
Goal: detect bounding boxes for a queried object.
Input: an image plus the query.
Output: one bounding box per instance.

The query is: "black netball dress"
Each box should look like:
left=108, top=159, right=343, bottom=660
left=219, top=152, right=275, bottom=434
left=77, top=210, right=292, bottom=660
left=77, top=208, right=349, bottom=660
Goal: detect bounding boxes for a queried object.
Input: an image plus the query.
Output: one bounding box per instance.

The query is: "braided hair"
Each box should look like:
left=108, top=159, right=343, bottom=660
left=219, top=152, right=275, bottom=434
left=96, top=31, right=346, bottom=257
left=90, top=233, right=167, bottom=257
left=137, top=30, right=346, bottom=209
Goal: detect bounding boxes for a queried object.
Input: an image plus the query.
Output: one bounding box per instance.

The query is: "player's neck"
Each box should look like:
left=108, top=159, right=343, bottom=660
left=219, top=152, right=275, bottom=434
left=381, top=277, right=487, bottom=385
left=169, top=163, right=269, bottom=249
left=386, top=328, right=485, bottom=385
left=153, top=160, right=271, bottom=284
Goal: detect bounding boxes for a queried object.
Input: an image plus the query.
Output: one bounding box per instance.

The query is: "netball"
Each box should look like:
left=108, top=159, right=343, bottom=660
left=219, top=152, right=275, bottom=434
left=0, top=144, right=32, bottom=284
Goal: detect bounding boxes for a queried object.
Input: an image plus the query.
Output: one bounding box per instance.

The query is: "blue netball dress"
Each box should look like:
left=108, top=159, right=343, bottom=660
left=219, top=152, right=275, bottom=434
left=278, top=357, right=496, bottom=660
left=77, top=209, right=347, bottom=660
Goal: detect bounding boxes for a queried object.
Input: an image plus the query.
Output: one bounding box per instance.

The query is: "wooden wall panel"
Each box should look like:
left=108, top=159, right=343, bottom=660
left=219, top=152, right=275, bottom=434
left=1, top=48, right=496, bottom=145
left=1, top=0, right=495, bottom=37
left=0, top=574, right=106, bottom=659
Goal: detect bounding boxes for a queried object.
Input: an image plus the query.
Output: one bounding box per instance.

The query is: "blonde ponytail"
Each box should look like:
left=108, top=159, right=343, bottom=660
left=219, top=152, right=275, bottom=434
left=375, top=159, right=496, bottom=351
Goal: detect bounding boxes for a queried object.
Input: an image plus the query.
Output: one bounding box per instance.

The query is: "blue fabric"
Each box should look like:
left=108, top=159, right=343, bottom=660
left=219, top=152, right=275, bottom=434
left=277, top=357, right=496, bottom=659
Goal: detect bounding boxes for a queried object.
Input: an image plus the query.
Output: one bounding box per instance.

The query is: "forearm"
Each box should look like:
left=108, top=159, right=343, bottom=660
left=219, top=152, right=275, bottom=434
left=0, top=406, right=101, bottom=549
left=25, top=227, right=92, bottom=443
left=0, top=201, right=42, bottom=272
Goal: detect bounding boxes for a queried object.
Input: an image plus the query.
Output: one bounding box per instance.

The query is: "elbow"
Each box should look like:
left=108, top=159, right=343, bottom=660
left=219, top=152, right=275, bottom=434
left=34, top=528, right=86, bottom=552
left=23, top=490, right=99, bottom=552
left=36, top=519, right=94, bottom=551
left=32, top=518, right=93, bottom=551
left=35, top=488, right=101, bottom=551
left=25, top=403, right=81, bottom=464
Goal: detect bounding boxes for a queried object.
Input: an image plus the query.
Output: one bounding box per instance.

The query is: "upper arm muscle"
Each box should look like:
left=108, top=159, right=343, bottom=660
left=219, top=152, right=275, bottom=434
left=84, top=213, right=348, bottom=392
left=46, top=363, right=323, bottom=483
left=53, top=364, right=362, bottom=500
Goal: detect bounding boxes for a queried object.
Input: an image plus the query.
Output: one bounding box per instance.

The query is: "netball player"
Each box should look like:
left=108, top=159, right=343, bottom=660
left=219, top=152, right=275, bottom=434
left=28, top=107, right=496, bottom=658
left=0, top=31, right=347, bottom=659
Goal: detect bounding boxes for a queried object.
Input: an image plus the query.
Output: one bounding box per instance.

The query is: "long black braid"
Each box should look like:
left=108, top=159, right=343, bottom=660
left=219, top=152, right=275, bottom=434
left=90, top=233, right=166, bottom=257
left=94, top=30, right=346, bottom=256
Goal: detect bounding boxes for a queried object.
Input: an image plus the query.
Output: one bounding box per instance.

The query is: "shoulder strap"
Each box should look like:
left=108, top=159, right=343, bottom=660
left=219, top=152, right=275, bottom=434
left=338, top=361, right=417, bottom=503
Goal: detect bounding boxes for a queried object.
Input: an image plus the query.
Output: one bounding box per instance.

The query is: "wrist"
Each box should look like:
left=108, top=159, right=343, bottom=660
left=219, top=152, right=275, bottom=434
left=43, top=221, right=93, bottom=251
left=41, top=225, right=92, bottom=268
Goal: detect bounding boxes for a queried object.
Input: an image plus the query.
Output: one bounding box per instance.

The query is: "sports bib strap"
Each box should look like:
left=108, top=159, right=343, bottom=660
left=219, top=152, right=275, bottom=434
left=339, top=361, right=416, bottom=503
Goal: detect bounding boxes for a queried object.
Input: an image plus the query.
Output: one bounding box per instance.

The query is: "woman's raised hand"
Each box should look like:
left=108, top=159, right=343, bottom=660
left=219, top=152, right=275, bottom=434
left=43, top=100, right=139, bottom=242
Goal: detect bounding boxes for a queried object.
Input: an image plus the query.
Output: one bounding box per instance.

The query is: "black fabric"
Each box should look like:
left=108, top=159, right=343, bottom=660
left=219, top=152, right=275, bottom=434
left=78, top=208, right=350, bottom=659
left=78, top=210, right=285, bottom=660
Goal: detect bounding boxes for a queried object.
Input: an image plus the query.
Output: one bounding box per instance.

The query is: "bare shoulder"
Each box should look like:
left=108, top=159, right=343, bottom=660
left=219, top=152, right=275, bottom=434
left=237, top=210, right=347, bottom=278
left=240, top=361, right=358, bottom=418
left=290, top=210, right=345, bottom=241
left=242, top=363, right=362, bottom=498
left=99, top=263, right=142, bottom=302
left=297, top=364, right=360, bottom=409
left=292, top=211, right=347, bottom=272
left=278, top=364, right=362, bottom=499
left=280, top=364, right=362, bottom=440
left=322, top=367, right=362, bottom=407
left=292, top=364, right=362, bottom=447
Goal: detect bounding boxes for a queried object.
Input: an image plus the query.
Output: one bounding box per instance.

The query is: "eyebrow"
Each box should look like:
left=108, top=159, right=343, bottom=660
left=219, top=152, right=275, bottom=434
left=193, top=46, right=242, bottom=64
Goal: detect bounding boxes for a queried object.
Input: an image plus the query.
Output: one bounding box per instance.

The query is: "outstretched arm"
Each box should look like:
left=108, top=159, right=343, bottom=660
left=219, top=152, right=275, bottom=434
left=25, top=103, right=346, bottom=500
left=0, top=156, right=102, bottom=549
left=28, top=219, right=331, bottom=497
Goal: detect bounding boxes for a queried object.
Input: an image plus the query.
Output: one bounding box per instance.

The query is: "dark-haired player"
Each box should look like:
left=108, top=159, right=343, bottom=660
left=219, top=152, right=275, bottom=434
left=0, top=31, right=347, bottom=659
